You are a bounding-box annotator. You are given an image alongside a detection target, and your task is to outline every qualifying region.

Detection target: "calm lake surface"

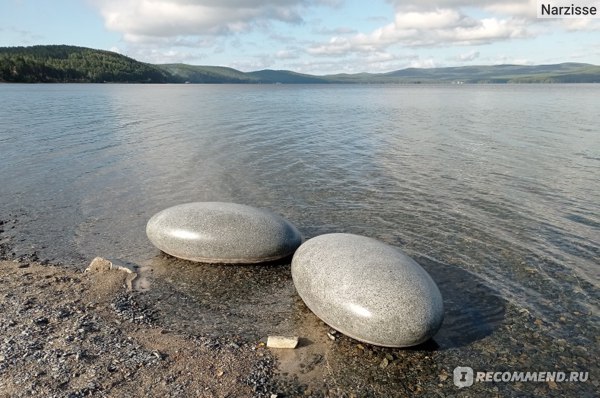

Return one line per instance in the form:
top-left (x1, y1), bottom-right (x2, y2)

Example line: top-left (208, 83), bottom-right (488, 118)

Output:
top-left (1, 83), bottom-right (598, 335)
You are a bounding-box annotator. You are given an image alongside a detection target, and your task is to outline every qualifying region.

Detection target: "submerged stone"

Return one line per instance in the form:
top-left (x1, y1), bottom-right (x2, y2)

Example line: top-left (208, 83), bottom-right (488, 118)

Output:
top-left (291, 233), bottom-right (444, 347)
top-left (146, 202), bottom-right (303, 264)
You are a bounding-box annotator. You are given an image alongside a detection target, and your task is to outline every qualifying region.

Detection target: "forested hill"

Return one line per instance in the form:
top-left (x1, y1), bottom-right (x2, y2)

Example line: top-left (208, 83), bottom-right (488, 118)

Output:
top-left (0, 45), bottom-right (170, 83)
top-left (2, 45), bottom-right (600, 84)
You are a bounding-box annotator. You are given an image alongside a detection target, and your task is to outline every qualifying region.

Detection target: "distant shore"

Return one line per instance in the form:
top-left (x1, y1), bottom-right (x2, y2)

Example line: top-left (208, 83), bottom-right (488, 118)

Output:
top-left (2, 45), bottom-right (600, 84)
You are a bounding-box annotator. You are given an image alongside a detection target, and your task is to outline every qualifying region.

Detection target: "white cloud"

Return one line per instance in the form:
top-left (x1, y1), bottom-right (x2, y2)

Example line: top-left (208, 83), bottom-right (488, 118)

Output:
top-left (409, 58), bottom-right (437, 68)
top-left (484, 0), bottom-right (537, 18)
top-left (393, 9), bottom-right (469, 30)
top-left (454, 50), bottom-right (480, 61)
top-left (121, 46), bottom-right (200, 64)
top-left (284, 51), bottom-right (434, 74)
top-left (308, 8), bottom-right (530, 57)
top-left (276, 49), bottom-right (300, 59)
top-left (487, 55), bottom-right (532, 65)
top-left (230, 54), bottom-right (275, 71)
top-left (386, 0), bottom-right (534, 14)
top-left (561, 18), bottom-right (600, 32)
top-left (92, 0), bottom-right (326, 40)
top-left (313, 26), bottom-right (357, 35)
top-left (87, 0), bottom-right (599, 71)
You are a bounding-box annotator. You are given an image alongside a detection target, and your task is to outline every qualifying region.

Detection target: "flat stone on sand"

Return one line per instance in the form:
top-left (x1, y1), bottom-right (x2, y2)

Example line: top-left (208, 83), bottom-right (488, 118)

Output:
top-left (291, 233), bottom-right (444, 347)
top-left (266, 336), bottom-right (299, 349)
top-left (146, 202), bottom-right (303, 264)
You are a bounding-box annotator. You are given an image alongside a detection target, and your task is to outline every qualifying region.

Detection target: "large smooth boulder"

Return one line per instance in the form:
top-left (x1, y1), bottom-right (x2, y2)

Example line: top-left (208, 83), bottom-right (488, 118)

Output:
top-left (146, 202), bottom-right (303, 263)
top-left (291, 233), bottom-right (444, 347)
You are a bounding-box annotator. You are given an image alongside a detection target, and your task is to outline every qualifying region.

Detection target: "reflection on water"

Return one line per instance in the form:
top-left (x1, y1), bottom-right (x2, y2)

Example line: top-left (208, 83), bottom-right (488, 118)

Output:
top-left (0, 84), bottom-right (598, 344)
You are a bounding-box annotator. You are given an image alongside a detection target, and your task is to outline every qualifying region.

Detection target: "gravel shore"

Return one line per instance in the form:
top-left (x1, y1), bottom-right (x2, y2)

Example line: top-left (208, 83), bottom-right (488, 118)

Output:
top-left (0, 213), bottom-right (598, 397)
top-left (1, 257), bottom-right (598, 397)
top-left (0, 260), bottom-right (274, 398)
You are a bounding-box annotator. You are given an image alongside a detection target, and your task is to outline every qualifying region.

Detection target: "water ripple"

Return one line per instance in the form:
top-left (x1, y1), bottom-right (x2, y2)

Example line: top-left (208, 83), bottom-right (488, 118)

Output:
top-left (0, 84), bottom-right (598, 325)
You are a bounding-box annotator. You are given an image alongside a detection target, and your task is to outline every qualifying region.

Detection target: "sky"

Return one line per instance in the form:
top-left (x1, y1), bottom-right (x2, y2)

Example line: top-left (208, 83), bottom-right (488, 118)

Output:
top-left (1, 0), bottom-right (599, 74)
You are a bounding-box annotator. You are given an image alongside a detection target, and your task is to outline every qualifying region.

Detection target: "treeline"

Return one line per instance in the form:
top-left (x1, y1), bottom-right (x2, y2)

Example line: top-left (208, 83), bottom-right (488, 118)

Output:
top-left (2, 45), bottom-right (600, 84)
top-left (0, 45), bottom-right (171, 83)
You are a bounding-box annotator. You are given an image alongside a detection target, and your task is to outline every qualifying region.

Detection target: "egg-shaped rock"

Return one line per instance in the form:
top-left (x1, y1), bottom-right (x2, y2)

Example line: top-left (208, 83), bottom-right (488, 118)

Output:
top-left (146, 202), bottom-right (303, 263)
top-left (291, 233), bottom-right (443, 347)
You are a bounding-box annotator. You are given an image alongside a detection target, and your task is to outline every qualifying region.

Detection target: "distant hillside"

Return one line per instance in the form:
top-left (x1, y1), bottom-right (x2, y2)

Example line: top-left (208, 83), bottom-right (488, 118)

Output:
top-left (323, 63), bottom-right (600, 83)
top-left (2, 45), bottom-right (600, 84)
top-left (376, 63), bottom-right (600, 83)
top-left (155, 65), bottom-right (330, 84)
top-left (157, 63), bottom-right (257, 83)
top-left (0, 45), bottom-right (170, 83)
top-left (247, 69), bottom-right (329, 84)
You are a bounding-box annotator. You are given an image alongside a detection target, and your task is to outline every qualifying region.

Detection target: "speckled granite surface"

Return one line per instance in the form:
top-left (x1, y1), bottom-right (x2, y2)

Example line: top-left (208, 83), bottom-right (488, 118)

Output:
top-left (147, 202), bottom-right (303, 263)
top-left (291, 233), bottom-right (444, 347)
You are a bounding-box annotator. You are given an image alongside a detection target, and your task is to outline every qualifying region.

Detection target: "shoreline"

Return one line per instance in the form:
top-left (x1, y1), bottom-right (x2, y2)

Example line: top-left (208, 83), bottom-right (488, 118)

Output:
top-left (1, 214), bottom-right (598, 396)
top-left (1, 253), bottom-right (598, 397)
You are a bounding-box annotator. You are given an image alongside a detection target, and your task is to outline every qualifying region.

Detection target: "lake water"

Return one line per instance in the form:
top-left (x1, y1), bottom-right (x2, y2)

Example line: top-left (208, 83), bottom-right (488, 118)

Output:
top-left (0, 83), bottom-right (598, 342)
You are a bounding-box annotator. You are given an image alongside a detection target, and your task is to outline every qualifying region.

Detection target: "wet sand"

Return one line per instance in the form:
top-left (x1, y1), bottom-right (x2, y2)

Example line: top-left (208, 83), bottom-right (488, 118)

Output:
top-left (137, 254), bottom-right (599, 397)
top-left (1, 251), bottom-right (598, 397)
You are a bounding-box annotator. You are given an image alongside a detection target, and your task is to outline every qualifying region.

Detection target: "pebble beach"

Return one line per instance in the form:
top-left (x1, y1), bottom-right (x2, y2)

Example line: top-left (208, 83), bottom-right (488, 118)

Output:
top-left (1, 223), bottom-right (598, 397)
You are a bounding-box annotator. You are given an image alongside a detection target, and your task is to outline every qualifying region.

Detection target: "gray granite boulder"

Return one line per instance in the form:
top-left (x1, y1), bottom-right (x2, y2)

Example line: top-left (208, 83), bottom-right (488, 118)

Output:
top-left (291, 233), bottom-right (443, 347)
top-left (146, 202), bottom-right (303, 263)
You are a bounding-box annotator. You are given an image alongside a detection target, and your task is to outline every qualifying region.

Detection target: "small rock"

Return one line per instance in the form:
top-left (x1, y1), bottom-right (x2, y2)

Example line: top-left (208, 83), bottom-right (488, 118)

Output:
top-left (86, 257), bottom-right (113, 272)
top-left (266, 336), bottom-right (299, 349)
top-left (379, 358), bottom-right (389, 369)
top-left (327, 332), bottom-right (336, 341)
top-left (86, 257), bottom-right (134, 274)
top-left (33, 317), bottom-right (49, 325)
